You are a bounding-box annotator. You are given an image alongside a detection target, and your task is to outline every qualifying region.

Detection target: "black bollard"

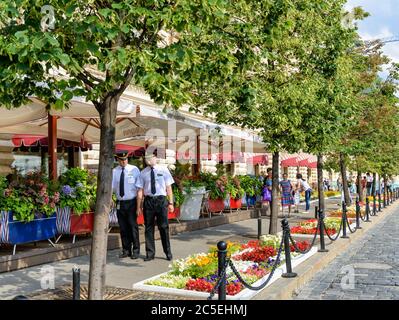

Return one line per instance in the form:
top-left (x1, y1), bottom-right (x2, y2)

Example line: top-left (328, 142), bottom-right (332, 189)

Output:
top-left (12, 295), bottom-right (29, 300)
top-left (355, 198), bottom-right (362, 230)
top-left (341, 202), bottom-right (349, 239)
top-left (257, 218), bottom-right (262, 240)
top-left (383, 191), bottom-right (387, 208)
top-left (281, 219), bottom-right (297, 278)
top-left (315, 206), bottom-right (318, 219)
top-left (217, 241), bottom-right (227, 300)
top-left (378, 192), bottom-right (382, 212)
top-left (373, 193), bottom-right (377, 216)
top-left (72, 266), bottom-right (80, 300)
top-left (365, 197), bottom-right (371, 222)
top-left (318, 209), bottom-right (328, 252)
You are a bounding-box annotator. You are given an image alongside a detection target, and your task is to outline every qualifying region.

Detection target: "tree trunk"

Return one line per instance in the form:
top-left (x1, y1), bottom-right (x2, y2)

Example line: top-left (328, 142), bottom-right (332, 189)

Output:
top-left (372, 172), bottom-right (377, 196)
top-left (88, 95), bottom-right (118, 300)
top-left (339, 152), bottom-right (350, 205)
top-left (357, 170), bottom-right (363, 202)
top-left (269, 151), bottom-right (279, 235)
top-left (317, 154), bottom-right (325, 213)
top-left (384, 174), bottom-right (387, 202)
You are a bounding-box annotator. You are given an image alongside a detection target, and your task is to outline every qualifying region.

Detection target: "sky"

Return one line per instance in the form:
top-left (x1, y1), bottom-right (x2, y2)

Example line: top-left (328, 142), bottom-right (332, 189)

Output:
top-left (345, 0), bottom-right (399, 75)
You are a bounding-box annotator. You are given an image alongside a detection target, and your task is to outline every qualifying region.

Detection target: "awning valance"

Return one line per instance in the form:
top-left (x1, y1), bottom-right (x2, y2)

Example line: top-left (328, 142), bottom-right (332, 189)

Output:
top-left (247, 155), bottom-right (269, 165)
top-left (12, 134), bottom-right (90, 149)
top-left (281, 157), bottom-right (299, 167)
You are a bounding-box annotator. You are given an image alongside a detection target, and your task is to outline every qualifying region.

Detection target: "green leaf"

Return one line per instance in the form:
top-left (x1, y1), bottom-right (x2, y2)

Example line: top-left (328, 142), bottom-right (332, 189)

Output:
top-left (61, 91), bottom-right (73, 101)
top-left (58, 53), bottom-right (70, 65)
top-left (99, 8), bottom-right (112, 18)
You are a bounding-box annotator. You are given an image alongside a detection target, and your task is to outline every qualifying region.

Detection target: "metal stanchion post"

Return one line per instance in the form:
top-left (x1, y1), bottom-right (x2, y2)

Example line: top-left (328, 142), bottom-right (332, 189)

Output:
top-left (355, 198), bottom-right (362, 230)
top-left (257, 217), bottom-right (262, 240)
top-left (217, 241), bottom-right (227, 300)
top-left (281, 219), bottom-right (297, 278)
top-left (315, 206), bottom-right (318, 219)
top-left (373, 192), bottom-right (377, 216)
top-left (383, 190), bottom-right (387, 208)
top-left (378, 192), bottom-right (382, 212)
top-left (72, 266), bottom-right (80, 300)
top-left (318, 209), bottom-right (328, 252)
top-left (341, 202), bottom-right (349, 239)
top-left (365, 197), bottom-right (371, 222)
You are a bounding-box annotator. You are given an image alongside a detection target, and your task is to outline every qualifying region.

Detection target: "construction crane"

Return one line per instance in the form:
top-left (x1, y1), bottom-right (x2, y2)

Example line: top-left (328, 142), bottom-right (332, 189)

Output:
top-left (365, 36), bottom-right (399, 45)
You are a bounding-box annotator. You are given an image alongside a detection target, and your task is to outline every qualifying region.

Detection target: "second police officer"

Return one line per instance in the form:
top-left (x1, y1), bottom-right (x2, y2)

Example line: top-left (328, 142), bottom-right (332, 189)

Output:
top-left (136, 150), bottom-right (174, 261)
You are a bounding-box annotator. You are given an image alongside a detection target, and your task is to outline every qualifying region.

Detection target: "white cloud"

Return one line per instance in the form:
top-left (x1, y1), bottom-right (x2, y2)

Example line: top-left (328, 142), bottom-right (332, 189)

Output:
top-left (359, 27), bottom-right (393, 41)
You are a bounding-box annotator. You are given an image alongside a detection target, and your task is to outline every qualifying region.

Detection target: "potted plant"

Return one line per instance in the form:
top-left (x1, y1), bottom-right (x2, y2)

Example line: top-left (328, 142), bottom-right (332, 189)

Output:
top-left (238, 176), bottom-right (261, 208)
top-left (226, 176), bottom-right (245, 210)
top-left (57, 168), bottom-right (96, 235)
top-left (0, 172), bottom-right (59, 249)
top-left (200, 173), bottom-right (228, 213)
top-left (175, 176), bottom-right (206, 221)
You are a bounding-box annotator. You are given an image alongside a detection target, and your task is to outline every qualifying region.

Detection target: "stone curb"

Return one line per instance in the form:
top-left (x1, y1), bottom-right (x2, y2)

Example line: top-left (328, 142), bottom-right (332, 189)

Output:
top-left (252, 201), bottom-right (399, 300)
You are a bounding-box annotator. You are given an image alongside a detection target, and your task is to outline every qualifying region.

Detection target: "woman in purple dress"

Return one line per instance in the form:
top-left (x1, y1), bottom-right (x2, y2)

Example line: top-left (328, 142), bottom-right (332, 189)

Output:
top-left (279, 173), bottom-right (294, 216)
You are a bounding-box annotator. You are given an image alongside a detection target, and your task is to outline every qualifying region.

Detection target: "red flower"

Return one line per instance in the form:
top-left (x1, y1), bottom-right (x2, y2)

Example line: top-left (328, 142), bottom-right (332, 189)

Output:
top-left (290, 241), bottom-right (311, 252)
top-left (234, 247), bottom-right (277, 263)
top-left (226, 282), bottom-right (243, 296)
top-left (185, 279), bottom-right (213, 293)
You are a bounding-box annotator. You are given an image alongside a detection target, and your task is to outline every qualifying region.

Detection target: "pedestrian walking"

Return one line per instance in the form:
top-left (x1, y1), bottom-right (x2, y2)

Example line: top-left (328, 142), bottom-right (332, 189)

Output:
top-left (261, 168), bottom-right (273, 216)
top-left (297, 173), bottom-right (312, 212)
top-left (366, 172), bottom-right (373, 196)
top-left (136, 151), bottom-right (174, 261)
top-left (112, 151), bottom-right (141, 259)
top-left (279, 173), bottom-right (294, 216)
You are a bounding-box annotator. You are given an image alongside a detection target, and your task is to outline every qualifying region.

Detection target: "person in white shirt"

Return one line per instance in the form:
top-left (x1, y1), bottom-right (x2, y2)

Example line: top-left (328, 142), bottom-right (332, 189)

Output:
top-left (366, 173), bottom-right (373, 196)
top-left (297, 173), bottom-right (312, 212)
top-left (112, 151), bottom-right (141, 259)
top-left (136, 150), bottom-right (174, 261)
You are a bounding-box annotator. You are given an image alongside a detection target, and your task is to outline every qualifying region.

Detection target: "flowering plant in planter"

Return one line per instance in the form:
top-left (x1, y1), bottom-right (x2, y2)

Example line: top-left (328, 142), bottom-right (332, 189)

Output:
top-left (59, 168), bottom-right (96, 215)
top-left (1, 171), bottom-right (59, 222)
top-left (226, 176), bottom-right (245, 200)
top-left (237, 175), bottom-right (262, 197)
top-left (199, 173), bottom-right (228, 200)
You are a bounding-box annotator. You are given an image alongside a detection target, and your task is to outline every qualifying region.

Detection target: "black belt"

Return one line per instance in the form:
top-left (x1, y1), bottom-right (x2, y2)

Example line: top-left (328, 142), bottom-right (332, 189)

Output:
top-left (144, 195), bottom-right (166, 199)
top-left (117, 198), bottom-right (136, 203)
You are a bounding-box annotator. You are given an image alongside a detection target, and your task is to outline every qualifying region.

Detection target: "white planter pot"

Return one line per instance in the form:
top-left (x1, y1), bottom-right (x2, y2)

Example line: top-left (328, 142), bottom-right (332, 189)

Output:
top-left (180, 187), bottom-right (206, 220)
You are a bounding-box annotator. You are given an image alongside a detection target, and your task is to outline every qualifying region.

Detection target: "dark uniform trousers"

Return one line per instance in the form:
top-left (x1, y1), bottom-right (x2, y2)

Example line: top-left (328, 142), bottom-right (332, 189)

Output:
top-left (116, 198), bottom-right (139, 255)
top-left (143, 196), bottom-right (171, 258)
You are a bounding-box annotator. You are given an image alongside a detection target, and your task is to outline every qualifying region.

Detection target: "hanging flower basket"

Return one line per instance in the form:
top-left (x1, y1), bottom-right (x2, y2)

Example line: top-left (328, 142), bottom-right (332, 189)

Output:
top-left (0, 210), bottom-right (57, 245)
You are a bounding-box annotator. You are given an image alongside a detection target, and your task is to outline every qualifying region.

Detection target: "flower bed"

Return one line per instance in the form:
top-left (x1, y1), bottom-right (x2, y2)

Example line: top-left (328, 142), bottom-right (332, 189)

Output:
top-left (133, 235), bottom-right (316, 299)
top-left (327, 207), bottom-right (364, 219)
top-left (290, 217), bottom-right (355, 236)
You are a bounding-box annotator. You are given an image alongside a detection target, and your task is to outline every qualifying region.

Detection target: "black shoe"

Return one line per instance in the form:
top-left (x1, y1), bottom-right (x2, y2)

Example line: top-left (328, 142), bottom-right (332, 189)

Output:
top-left (131, 253), bottom-right (140, 260)
top-left (144, 256), bottom-right (154, 261)
top-left (166, 253), bottom-right (173, 261)
top-left (119, 250), bottom-right (130, 259)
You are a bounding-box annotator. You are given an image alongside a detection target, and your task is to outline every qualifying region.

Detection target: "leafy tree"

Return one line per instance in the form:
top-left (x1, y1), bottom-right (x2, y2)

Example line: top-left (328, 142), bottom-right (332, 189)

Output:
top-left (0, 0), bottom-right (251, 299)
top-left (191, 0), bottom-right (356, 234)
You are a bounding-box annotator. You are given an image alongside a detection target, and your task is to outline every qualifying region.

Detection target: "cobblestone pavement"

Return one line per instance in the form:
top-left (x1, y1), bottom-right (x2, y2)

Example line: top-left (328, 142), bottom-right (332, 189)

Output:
top-left (294, 208), bottom-right (399, 300)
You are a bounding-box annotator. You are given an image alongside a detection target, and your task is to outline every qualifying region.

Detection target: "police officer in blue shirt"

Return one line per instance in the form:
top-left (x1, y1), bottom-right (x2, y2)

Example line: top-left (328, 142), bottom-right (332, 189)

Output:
top-left (112, 151), bottom-right (141, 259)
top-left (136, 150), bottom-right (174, 261)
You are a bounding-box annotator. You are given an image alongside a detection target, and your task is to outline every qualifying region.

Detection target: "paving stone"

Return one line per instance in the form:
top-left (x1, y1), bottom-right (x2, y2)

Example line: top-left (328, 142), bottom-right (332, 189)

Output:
top-left (295, 205), bottom-right (399, 300)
